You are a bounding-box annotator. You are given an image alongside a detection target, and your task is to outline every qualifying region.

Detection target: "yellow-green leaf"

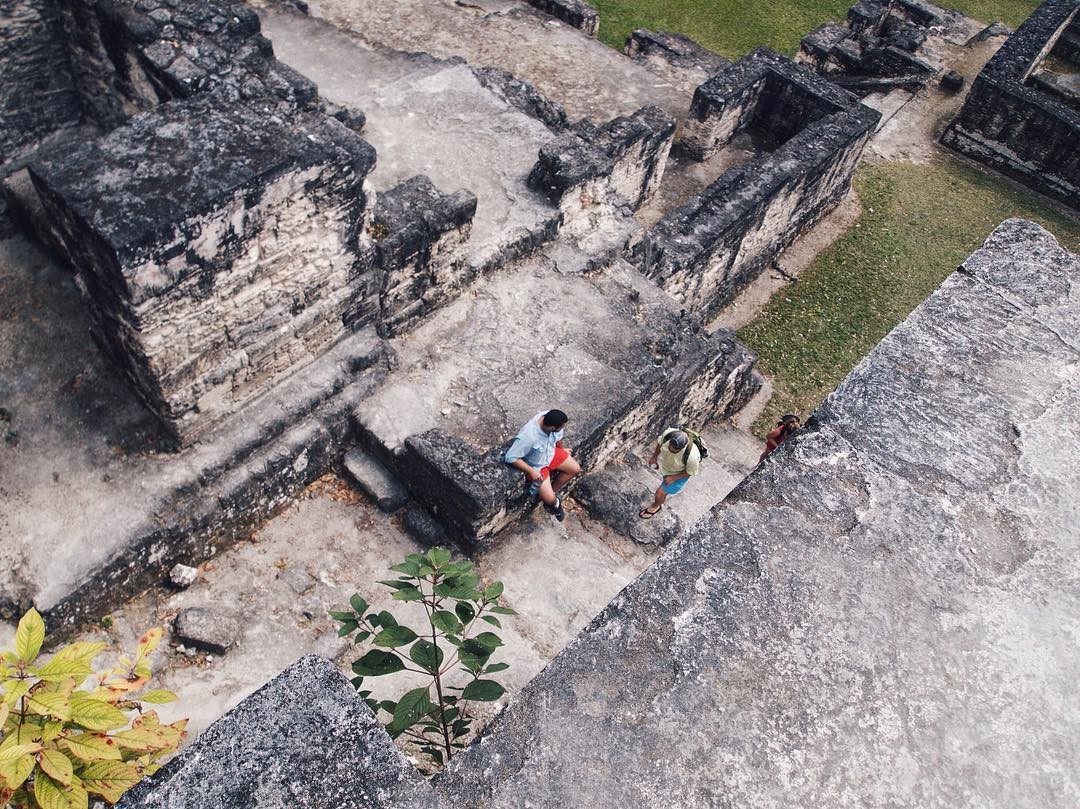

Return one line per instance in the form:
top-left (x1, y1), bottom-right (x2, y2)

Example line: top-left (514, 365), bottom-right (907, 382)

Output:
top-left (15, 609), bottom-right (46, 665)
top-left (79, 761), bottom-right (139, 803)
top-left (68, 697), bottom-right (128, 732)
top-left (0, 741), bottom-right (41, 763)
top-left (33, 770), bottom-right (70, 809)
top-left (32, 657), bottom-right (94, 684)
top-left (26, 692), bottom-right (71, 722)
top-left (134, 629), bottom-right (163, 664)
top-left (46, 644), bottom-right (106, 670)
top-left (58, 734), bottom-right (122, 763)
top-left (0, 752), bottom-right (37, 791)
top-left (3, 679), bottom-right (30, 706)
top-left (0, 703), bottom-right (8, 726)
top-left (37, 749), bottom-right (73, 787)
top-left (63, 780), bottom-right (89, 809)
top-left (137, 690), bottom-right (178, 705)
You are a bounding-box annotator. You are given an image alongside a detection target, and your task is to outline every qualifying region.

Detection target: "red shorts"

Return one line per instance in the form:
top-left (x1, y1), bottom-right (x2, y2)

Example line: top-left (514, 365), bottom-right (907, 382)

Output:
top-left (539, 446), bottom-right (570, 479)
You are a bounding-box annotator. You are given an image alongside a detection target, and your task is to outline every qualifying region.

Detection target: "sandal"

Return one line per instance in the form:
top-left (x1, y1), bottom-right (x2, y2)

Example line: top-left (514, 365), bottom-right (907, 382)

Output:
top-left (639, 505), bottom-right (662, 520)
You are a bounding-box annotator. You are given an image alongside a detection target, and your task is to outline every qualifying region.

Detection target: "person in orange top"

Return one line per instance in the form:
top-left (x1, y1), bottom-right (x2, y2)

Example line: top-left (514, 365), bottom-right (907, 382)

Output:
top-left (759, 414), bottom-right (801, 463)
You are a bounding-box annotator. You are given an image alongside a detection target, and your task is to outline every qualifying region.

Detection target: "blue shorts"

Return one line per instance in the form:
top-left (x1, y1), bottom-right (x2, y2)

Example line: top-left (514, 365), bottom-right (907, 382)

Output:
top-left (660, 476), bottom-right (689, 495)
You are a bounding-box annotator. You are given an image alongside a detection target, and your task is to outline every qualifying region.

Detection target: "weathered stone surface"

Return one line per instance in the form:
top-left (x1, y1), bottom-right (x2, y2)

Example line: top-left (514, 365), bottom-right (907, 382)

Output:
top-left (343, 448), bottom-right (410, 512)
top-left (942, 0), bottom-right (1080, 207)
top-left (29, 100), bottom-right (378, 445)
top-left (941, 68), bottom-right (965, 92)
top-left (372, 175), bottom-right (478, 337)
top-left (276, 566), bottom-right (315, 595)
top-left (528, 104), bottom-right (676, 222)
top-left (638, 49), bottom-right (878, 320)
top-left (402, 504), bottom-right (449, 548)
top-left (573, 464), bottom-right (683, 547)
top-left (431, 220), bottom-right (1080, 808)
top-left (524, 0), bottom-right (599, 38)
top-left (624, 29), bottom-right (732, 91)
top-left (173, 606), bottom-right (242, 654)
top-left (116, 655), bottom-right (435, 808)
top-left (167, 563), bottom-right (198, 589)
top-left (0, 0), bottom-right (82, 169)
top-left (472, 65), bottom-right (568, 132)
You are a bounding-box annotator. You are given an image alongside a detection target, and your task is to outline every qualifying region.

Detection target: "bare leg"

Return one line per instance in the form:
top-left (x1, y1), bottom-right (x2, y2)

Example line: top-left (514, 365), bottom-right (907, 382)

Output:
top-left (551, 455), bottom-right (581, 493)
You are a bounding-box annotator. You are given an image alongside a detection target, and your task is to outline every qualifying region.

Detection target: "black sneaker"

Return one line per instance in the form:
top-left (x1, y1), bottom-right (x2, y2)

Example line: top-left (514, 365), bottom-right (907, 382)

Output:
top-left (551, 496), bottom-right (565, 522)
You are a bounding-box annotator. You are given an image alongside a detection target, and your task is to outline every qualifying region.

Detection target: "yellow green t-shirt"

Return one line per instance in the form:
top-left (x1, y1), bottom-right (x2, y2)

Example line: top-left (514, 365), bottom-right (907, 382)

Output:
top-left (657, 432), bottom-right (700, 476)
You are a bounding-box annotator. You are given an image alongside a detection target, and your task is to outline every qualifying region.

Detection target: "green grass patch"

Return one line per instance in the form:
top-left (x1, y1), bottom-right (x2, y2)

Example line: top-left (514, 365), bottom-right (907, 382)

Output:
top-left (737, 159), bottom-right (1080, 435)
top-left (594, 0), bottom-right (1041, 58)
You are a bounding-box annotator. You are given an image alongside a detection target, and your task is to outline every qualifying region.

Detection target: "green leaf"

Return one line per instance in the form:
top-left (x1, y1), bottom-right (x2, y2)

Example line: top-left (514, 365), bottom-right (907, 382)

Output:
top-left (0, 751), bottom-right (37, 791)
top-left (409, 640), bottom-right (444, 674)
top-left (430, 611), bottom-right (463, 635)
top-left (391, 687), bottom-right (433, 730)
top-left (426, 547), bottom-right (452, 569)
top-left (483, 662), bottom-right (510, 674)
top-left (15, 608), bottom-right (46, 664)
top-left (373, 626), bottom-right (418, 648)
top-left (336, 620), bottom-right (358, 637)
top-left (3, 679), bottom-right (31, 706)
top-left (483, 582), bottom-right (504, 601)
top-left (79, 761), bottom-right (140, 803)
top-left (472, 632), bottom-right (503, 651)
top-left (376, 611), bottom-right (397, 628)
top-left (350, 676), bottom-right (364, 689)
top-left (458, 640), bottom-right (492, 673)
top-left (31, 655), bottom-right (93, 683)
top-left (378, 700), bottom-right (398, 715)
top-left (481, 616), bottom-right (502, 628)
top-left (38, 749), bottom-right (73, 786)
top-left (354, 630), bottom-right (371, 644)
top-left (455, 601), bottom-right (476, 625)
top-left (68, 696), bottom-right (128, 732)
top-left (428, 747), bottom-right (444, 766)
top-left (349, 595), bottom-right (369, 615)
top-left (488, 606), bottom-right (517, 615)
top-left (328, 610), bottom-right (355, 623)
top-left (378, 580), bottom-right (415, 591)
top-left (33, 770), bottom-right (70, 809)
top-left (461, 680), bottom-right (506, 702)
top-left (351, 650), bottom-right (406, 676)
top-left (391, 587), bottom-right (424, 602)
top-left (26, 691), bottom-right (71, 721)
top-left (389, 561), bottom-right (420, 576)
top-left (139, 689), bottom-right (179, 705)
top-left (59, 734), bottom-right (123, 763)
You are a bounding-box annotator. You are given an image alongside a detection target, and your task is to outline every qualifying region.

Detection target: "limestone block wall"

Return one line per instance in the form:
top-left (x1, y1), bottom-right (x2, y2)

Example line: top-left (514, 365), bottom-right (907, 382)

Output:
top-left (524, 0), bottom-right (599, 37)
top-left (636, 51), bottom-right (879, 320)
top-left (0, 0), bottom-right (82, 168)
top-left (372, 175), bottom-right (478, 337)
top-left (30, 100), bottom-right (378, 446)
top-left (942, 0), bottom-right (1080, 208)
top-left (528, 105), bottom-right (676, 231)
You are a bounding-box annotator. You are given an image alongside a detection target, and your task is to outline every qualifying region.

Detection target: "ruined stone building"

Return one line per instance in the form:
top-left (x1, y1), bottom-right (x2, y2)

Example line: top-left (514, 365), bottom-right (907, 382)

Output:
top-left (0, 0), bottom-right (1077, 806)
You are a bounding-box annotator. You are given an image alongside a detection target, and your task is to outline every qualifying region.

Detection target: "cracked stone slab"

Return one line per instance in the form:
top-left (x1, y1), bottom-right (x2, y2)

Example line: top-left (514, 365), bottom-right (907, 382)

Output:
top-left (431, 219), bottom-right (1080, 808)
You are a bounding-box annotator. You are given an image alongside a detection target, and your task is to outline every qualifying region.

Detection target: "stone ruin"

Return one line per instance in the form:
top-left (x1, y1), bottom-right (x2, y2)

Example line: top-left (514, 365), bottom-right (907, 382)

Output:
top-left (942, 0), bottom-right (1080, 206)
top-left (1, 0), bottom-right (1078, 806)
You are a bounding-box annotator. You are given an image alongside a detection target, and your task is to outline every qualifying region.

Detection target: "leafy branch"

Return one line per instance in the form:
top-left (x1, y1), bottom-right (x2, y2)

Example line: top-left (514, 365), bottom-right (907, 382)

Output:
top-left (330, 547), bottom-right (515, 768)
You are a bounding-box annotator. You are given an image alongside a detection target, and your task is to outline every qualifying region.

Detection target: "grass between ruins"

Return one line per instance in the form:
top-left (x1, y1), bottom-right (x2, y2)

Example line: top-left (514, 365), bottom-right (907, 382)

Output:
top-left (738, 158), bottom-right (1080, 435)
top-left (593, 0), bottom-right (1042, 57)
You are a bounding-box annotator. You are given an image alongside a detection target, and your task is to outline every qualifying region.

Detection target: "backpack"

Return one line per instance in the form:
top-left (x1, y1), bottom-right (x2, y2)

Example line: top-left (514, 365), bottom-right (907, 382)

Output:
top-left (663, 427), bottom-right (709, 464)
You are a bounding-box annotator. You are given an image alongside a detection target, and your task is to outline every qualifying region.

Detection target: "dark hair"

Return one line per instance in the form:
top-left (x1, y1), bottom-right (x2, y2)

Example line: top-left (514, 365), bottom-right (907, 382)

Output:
top-left (542, 409), bottom-right (568, 429)
top-left (778, 414), bottom-right (800, 436)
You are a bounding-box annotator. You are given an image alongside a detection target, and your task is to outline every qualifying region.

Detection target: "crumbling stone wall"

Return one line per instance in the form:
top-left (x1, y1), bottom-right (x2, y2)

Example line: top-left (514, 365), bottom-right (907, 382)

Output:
top-left (524, 0), bottom-right (599, 38)
top-left (0, 0), bottom-right (82, 168)
top-left (637, 49), bottom-right (879, 321)
top-left (942, 0), bottom-right (1080, 207)
top-left (29, 100), bottom-right (378, 445)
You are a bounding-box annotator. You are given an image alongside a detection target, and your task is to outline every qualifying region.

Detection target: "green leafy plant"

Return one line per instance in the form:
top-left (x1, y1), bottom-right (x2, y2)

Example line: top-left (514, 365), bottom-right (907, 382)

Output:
top-left (0, 608), bottom-right (186, 808)
top-left (331, 547), bottom-right (516, 767)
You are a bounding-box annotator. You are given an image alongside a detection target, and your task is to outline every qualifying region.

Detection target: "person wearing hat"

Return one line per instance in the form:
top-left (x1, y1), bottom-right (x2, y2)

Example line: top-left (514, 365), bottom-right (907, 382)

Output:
top-left (640, 428), bottom-right (700, 519)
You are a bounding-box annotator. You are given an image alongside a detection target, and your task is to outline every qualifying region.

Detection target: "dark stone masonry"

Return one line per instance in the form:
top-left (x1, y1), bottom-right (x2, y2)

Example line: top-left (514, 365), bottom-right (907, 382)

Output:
top-left (118, 220), bottom-right (1080, 808)
top-left (942, 0), bottom-right (1080, 207)
top-left (635, 48), bottom-right (879, 320)
top-left (30, 100), bottom-right (378, 445)
top-left (524, 0), bottom-right (599, 38)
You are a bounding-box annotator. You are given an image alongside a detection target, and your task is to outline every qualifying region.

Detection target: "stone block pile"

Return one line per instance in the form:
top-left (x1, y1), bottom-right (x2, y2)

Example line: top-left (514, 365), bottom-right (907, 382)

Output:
top-left (942, 0), bottom-right (1080, 207)
top-left (524, 0), bottom-right (599, 38)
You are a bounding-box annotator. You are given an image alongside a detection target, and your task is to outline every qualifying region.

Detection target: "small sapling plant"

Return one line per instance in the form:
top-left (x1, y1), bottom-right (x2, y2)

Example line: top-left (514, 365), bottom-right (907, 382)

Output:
top-left (0, 608), bottom-right (186, 808)
top-left (331, 547), bottom-right (515, 767)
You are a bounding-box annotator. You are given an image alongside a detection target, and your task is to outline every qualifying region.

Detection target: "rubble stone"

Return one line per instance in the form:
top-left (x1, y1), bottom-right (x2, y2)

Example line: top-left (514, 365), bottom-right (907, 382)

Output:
top-left (472, 66), bottom-right (569, 132)
top-left (167, 563), bottom-right (198, 589)
top-left (173, 606), bottom-right (243, 654)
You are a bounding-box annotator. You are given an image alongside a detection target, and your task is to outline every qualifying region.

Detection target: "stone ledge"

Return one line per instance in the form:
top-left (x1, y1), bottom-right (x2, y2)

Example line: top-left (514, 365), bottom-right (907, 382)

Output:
top-left (524, 0), bottom-right (600, 38)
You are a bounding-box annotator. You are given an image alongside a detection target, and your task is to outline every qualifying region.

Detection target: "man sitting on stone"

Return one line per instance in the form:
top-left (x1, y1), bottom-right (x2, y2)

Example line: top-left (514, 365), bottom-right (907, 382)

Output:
top-left (504, 409), bottom-right (580, 522)
top-left (640, 429), bottom-right (700, 519)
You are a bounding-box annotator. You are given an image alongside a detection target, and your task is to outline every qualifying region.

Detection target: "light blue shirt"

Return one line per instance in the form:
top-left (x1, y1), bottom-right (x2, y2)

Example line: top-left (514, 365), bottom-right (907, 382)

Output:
top-left (504, 411), bottom-right (563, 469)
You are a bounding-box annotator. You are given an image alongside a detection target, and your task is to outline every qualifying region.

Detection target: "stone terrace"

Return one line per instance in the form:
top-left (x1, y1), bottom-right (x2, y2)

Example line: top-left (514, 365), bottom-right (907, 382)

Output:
top-left (120, 219), bottom-right (1080, 808)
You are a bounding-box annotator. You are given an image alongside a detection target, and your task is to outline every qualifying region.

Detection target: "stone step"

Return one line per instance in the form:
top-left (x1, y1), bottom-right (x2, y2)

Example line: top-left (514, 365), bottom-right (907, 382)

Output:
top-left (343, 448), bottom-right (410, 512)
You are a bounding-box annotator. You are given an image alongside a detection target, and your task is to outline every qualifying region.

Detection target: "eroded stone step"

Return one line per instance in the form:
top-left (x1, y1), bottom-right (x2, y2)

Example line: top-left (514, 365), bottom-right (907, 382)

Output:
top-left (342, 448), bottom-right (410, 513)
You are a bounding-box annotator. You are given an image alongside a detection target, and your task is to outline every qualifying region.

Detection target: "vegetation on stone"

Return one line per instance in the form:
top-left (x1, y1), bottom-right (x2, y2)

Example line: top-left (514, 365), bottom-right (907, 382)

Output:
top-left (331, 548), bottom-right (515, 768)
top-left (0, 609), bottom-right (185, 808)
top-left (593, 0), bottom-right (1042, 58)
top-left (739, 158), bottom-right (1080, 434)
